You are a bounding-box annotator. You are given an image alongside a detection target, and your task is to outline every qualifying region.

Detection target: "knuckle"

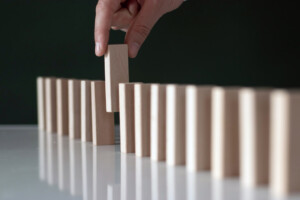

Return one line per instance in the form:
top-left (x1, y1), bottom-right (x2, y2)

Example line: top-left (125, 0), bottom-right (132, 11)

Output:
top-left (132, 24), bottom-right (151, 39)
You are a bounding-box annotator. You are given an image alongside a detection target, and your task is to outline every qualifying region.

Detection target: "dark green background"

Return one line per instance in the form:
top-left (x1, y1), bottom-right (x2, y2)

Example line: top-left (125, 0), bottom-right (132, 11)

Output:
top-left (0, 0), bottom-right (299, 124)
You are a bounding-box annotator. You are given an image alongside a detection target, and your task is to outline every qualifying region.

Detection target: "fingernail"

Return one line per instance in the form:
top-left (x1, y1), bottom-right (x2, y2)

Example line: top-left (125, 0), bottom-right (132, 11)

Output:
top-left (95, 42), bottom-right (101, 56)
top-left (130, 42), bottom-right (140, 57)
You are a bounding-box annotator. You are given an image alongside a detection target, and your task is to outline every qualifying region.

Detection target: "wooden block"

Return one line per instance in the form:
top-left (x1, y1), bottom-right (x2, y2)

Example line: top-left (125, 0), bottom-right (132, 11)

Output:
top-left (91, 81), bottom-right (115, 145)
top-left (104, 44), bottom-right (129, 112)
top-left (119, 83), bottom-right (135, 153)
top-left (166, 85), bottom-right (186, 166)
top-left (68, 79), bottom-right (81, 139)
top-left (211, 87), bottom-right (239, 178)
top-left (150, 84), bottom-right (166, 161)
top-left (239, 88), bottom-right (270, 187)
top-left (45, 77), bottom-right (57, 133)
top-left (270, 90), bottom-right (300, 196)
top-left (56, 78), bottom-right (69, 136)
top-left (134, 83), bottom-right (151, 157)
top-left (186, 86), bottom-right (212, 171)
top-left (37, 77), bottom-right (46, 131)
top-left (81, 80), bottom-right (92, 142)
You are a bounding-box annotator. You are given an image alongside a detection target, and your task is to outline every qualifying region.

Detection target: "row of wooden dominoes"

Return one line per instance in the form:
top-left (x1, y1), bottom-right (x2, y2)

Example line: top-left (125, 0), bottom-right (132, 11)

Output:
top-left (118, 83), bottom-right (300, 197)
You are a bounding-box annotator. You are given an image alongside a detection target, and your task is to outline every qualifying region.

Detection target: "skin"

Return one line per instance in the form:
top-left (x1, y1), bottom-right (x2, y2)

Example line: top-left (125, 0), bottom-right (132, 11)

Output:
top-left (94, 0), bottom-right (184, 58)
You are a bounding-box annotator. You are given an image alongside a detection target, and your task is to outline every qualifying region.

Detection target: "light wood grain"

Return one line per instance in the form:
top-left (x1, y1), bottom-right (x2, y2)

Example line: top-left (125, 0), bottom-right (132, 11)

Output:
top-left (186, 85), bottom-right (212, 171)
top-left (119, 83), bottom-right (135, 153)
top-left (150, 84), bottom-right (166, 161)
top-left (211, 87), bottom-right (240, 178)
top-left (56, 78), bottom-right (69, 136)
top-left (45, 77), bottom-right (57, 133)
top-left (105, 44), bottom-right (129, 112)
top-left (134, 83), bottom-right (151, 157)
top-left (68, 79), bottom-right (81, 139)
top-left (81, 80), bottom-right (92, 142)
top-left (166, 84), bottom-right (186, 166)
top-left (91, 81), bottom-right (115, 145)
top-left (37, 77), bottom-right (46, 131)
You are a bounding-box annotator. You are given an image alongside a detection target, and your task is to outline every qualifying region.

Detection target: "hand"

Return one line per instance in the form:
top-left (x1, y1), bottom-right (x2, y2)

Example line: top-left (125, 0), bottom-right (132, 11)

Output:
top-left (94, 0), bottom-right (184, 58)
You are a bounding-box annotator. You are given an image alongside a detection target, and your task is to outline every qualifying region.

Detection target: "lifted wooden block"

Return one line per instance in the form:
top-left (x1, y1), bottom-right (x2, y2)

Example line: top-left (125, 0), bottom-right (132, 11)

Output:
top-left (45, 77), bottom-right (57, 133)
top-left (68, 79), bottom-right (81, 139)
top-left (37, 77), bottom-right (46, 131)
top-left (104, 44), bottom-right (129, 112)
top-left (270, 90), bottom-right (300, 196)
top-left (91, 81), bottom-right (115, 145)
top-left (81, 80), bottom-right (92, 142)
top-left (56, 78), bottom-right (69, 136)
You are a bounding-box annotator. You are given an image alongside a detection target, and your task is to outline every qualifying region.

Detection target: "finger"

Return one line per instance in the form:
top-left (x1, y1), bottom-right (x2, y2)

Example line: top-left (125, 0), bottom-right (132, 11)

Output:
top-left (94, 0), bottom-right (120, 56)
top-left (112, 8), bottom-right (133, 28)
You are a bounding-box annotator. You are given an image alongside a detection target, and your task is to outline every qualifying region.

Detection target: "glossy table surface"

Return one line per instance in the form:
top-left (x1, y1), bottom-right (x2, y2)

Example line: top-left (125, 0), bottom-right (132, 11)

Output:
top-left (0, 126), bottom-right (299, 200)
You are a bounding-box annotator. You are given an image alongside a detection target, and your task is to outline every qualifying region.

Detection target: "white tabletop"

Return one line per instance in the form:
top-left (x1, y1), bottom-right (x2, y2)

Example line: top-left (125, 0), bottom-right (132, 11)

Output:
top-left (0, 126), bottom-right (299, 200)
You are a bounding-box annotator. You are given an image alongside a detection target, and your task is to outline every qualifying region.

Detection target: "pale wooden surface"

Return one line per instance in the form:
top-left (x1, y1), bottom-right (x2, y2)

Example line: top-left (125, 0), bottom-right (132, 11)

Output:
top-left (166, 85), bottom-right (186, 166)
top-left (270, 90), bottom-right (300, 196)
top-left (81, 80), bottom-right (92, 142)
top-left (134, 83), bottom-right (151, 157)
top-left (119, 83), bottom-right (135, 153)
top-left (212, 87), bottom-right (240, 178)
top-left (37, 77), bottom-right (46, 131)
top-left (239, 88), bottom-right (270, 187)
top-left (186, 86), bottom-right (212, 171)
top-left (150, 84), bottom-right (166, 161)
top-left (91, 81), bottom-right (115, 145)
top-left (68, 79), bottom-right (81, 139)
top-left (56, 78), bottom-right (69, 136)
top-left (104, 44), bottom-right (129, 112)
top-left (45, 77), bottom-right (57, 133)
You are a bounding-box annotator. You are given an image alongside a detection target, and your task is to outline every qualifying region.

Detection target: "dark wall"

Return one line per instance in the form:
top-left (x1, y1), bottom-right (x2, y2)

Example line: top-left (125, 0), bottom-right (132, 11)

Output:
top-left (0, 0), bottom-right (299, 124)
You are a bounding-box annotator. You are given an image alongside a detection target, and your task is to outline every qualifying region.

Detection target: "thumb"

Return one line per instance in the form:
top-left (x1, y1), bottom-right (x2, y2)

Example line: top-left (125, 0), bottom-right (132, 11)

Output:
top-left (125, 2), bottom-right (162, 58)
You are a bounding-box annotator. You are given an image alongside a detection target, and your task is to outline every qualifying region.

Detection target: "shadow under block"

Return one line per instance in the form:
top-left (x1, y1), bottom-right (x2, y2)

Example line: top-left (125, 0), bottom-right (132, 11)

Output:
top-left (104, 44), bottom-right (129, 112)
top-left (56, 78), bottom-right (69, 136)
top-left (239, 88), bottom-right (270, 187)
top-left (212, 87), bottom-right (239, 178)
top-left (45, 77), bottom-right (57, 133)
top-left (91, 81), bottom-right (115, 145)
top-left (186, 86), bottom-right (212, 171)
top-left (119, 83), bottom-right (135, 153)
top-left (68, 79), bottom-right (81, 139)
top-left (81, 80), bottom-right (92, 142)
top-left (150, 84), bottom-right (166, 161)
top-left (134, 83), bottom-right (151, 157)
top-left (166, 85), bottom-right (186, 166)
top-left (270, 90), bottom-right (300, 196)
top-left (37, 77), bottom-right (46, 131)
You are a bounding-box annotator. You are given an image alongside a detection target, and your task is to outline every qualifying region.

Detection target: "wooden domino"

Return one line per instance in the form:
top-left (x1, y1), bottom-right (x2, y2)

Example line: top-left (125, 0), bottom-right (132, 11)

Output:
top-left (119, 83), bottom-right (136, 153)
top-left (166, 85), bottom-right (186, 166)
top-left (211, 87), bottom-right (239, 178)
top-left (270, 90), bottom-right (300, 196)
top-left (105, 44), bottom-right (129, 112)
top-left (37, 77), bottom-right (46, 131)
top-left (56, 78), bottom-right (69, 136)
top-left (81, 80), bottom-right (92, 142)
top-left (91, 81), bottom-right (115, 145)
top-left (239, 88), bottom-right (270, 187)
top-left (68, 79), bottom-right (81, 139)
top-left (134, 83), bottom-right (151, 157)
top-left (45, 77), bottom-right (57, 133)
top-left (150, 84), bottom-right (166, 161)
top-left (186, 85), bottom-right (212, 171)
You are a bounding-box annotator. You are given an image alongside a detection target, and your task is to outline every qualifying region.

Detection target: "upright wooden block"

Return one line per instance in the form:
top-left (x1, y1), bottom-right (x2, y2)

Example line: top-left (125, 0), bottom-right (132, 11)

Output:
top-left (56, 78), bottom-right (69, 136)
top-left (91, 81), bottom-right (115, 145)
top-left (150, 84), bottom-right (166, 161)
top-left (166, 85), bottom-right (186, 166)
top-left (134, 83), bottom-right (151, 157)
top-left (186, 86), bottom-right (212, 171)
top-left (68, 79), bottom-right (81, 139)
top-left (239, 88), bottom-right (270, 187)
top-left (81, 80), bottom-right (92, 142)
top-left (211, 87), bottom-right (239, 178)
top-left (119, 83), bottom-right (135, 153)
top-left (45, 77), bottom-right (57, 133)
top-left (270, 90), bottom-right (300, 196)
top-left (37, 77), bottom-right (46, 131)
top-left (104, 44), bottom-right (129, 112)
